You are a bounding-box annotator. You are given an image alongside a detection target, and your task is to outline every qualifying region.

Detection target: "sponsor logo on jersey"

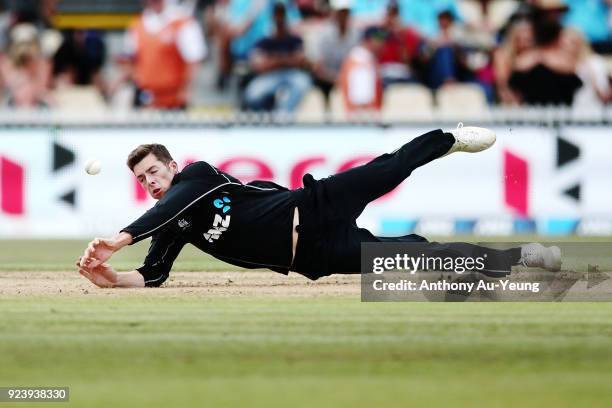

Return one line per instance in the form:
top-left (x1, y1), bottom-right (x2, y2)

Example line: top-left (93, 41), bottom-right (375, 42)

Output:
top-left (177, 218), bottom-right (191, 230)
top-left (204, 196), bottom-right (232, 243)
top-left (213, 196), bottom-right (231, 213)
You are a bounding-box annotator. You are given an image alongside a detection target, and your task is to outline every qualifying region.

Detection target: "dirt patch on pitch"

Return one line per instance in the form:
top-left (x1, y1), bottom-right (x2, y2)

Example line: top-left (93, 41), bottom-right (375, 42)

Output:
top-left (0, 271), bottom-right (361, 298)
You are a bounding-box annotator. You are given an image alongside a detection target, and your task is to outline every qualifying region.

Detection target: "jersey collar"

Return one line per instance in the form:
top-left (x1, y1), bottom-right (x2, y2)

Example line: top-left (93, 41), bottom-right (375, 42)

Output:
top-left (171, 172), bottom-right (182, 186)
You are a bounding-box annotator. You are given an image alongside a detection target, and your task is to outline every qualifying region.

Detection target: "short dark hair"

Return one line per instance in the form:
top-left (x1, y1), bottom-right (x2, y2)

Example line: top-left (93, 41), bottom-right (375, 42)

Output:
top-left (387, 1), bottom-right (399, 14)
top-left (273, 2), bottom-right (286, 16)
top-left (126, 144), bottom-right (173, 171)
top-left (438, 10), bottom-right (454, 22)
top-left (363, 26), bottom-right (387, 41)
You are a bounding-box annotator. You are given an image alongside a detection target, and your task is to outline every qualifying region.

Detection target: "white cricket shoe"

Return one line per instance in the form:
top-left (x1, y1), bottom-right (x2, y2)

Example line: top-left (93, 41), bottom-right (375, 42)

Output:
top-left (519, 243), bottom-right (562, 272)
top-left (444, 123), bottom-right (496, 156)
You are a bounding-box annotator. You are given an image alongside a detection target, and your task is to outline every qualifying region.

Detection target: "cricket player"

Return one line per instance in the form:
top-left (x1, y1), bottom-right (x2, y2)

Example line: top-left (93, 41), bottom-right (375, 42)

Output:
top-left (77, 125), bottom-right (561, 288)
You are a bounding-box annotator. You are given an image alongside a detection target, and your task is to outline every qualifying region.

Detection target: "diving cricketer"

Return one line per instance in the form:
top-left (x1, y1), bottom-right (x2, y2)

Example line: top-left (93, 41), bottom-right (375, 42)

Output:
top-left (77, 125), bottom-right (561, 288)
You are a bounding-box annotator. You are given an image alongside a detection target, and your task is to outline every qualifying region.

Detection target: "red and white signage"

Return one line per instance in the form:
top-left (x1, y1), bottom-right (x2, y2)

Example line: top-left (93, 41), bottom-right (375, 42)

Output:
top-left (0, 126), bottom-right (610, 237)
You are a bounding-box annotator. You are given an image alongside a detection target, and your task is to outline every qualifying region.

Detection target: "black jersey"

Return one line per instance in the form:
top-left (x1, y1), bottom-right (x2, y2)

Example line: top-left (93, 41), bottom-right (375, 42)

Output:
top-left (121, 161), bottom-right (297, 286)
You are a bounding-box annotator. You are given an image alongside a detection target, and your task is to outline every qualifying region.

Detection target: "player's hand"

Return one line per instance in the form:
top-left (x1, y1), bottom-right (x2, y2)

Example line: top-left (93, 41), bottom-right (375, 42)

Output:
top-left (76, 257), bottom-right (118, 288)
top-left (80, 237), bottom-right (117, 268)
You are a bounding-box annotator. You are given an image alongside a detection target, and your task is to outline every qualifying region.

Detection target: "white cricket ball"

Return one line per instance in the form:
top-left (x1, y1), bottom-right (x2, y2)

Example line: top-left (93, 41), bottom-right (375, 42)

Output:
top-left (84, 158), bottom-right (102, 175)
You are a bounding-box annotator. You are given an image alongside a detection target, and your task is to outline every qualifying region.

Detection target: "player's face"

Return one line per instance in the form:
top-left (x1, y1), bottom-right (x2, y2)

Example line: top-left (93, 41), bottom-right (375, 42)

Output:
top-left (132, 153), bottom-right (178, 200)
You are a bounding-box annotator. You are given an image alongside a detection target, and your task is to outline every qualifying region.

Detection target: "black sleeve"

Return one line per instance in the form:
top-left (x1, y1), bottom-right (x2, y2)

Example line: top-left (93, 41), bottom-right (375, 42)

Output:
top-left (121, 162), bottom-right (231, 243)
top-left (136, 230), bottom-right (187, 287)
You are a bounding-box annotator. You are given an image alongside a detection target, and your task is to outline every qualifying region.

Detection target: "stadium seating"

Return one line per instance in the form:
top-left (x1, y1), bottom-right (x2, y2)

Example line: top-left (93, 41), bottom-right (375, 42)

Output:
top-left (436, 83), bottom-right (489, 120)
top-left (310, 83), bottom-right (489, 123)
top-left (382, 84), bottom-right (434, 122)
top-left (329, 88), bottom-right (346, 121)
top-left (53, 86), bottom-right (107, 113)
top-left (296, 88), bottom-right (327, 122)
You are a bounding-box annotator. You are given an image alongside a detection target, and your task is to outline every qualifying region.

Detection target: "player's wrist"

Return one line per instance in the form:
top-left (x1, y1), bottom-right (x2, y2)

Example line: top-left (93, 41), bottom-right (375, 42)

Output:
top-left (114, 271), bottom-right (145, 288)
top-left (112, 232), bottom-right (133, 249)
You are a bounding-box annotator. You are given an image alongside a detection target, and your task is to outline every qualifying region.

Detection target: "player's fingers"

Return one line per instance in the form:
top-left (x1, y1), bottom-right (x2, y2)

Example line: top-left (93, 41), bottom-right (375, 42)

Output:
top-left (79, 269), bottom-right (92, 281)
top-left (88, 259), bottom-right (102, 268)
top-left (76, 256), bottom-right (90, 267)
top-left (79, 255), bottom-right (90, 267)
top-left (88, 237), bottom-right (101, 249)
top-left (80, 256), bottom-right (97, 268)
top-left (83, 244), bottom-right (96, 260)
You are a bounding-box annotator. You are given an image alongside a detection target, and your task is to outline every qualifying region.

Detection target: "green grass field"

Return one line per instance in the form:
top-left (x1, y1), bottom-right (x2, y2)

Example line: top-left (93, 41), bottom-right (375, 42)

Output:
top-left (1, 240), bottom-right (612, 407)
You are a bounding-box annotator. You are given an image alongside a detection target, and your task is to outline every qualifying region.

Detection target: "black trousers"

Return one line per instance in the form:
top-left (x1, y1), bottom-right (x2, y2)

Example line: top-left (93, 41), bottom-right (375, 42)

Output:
top-left (290, 129), bottom-right (520, 279)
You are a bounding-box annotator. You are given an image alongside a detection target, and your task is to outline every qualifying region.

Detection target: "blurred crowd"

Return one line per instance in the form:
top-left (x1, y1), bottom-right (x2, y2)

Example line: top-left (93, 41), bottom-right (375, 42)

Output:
top-left (0, 0), bottom-right (611, 114)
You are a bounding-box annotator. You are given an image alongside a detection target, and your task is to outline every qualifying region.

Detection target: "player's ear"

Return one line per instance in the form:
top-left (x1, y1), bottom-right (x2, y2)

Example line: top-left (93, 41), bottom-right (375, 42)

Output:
top-left (169, 160), bottom-right (179, 173)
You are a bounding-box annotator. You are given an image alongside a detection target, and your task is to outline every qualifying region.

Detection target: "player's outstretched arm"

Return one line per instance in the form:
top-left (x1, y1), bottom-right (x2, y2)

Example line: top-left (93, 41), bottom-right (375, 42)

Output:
top-left (76, 258), bottom-right (144, 288)
top-left (80, 232), bottom-right (133, 268)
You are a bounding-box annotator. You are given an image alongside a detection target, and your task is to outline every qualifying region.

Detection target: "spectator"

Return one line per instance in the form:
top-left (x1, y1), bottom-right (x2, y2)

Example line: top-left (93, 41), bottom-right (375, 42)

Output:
top-left (563, 0), bottom-right (612, 53)
top-left (378, 1), bottom-right (423, 86)
top-left (52, 30), bottom-right (106, 95)
top-left (8, 0), bottom-right (56, 29)
top-left (508, 1), bottom-right (583, 105)
top-left (563, 28), bottom-right (611, 109)
top-left (496, 1), bottom-right (534, 44)
top-left (0, 23), bottom-right (53, 108)
top-left (229, 0), bottom-right (301, 63)
top-left (494, 19), bottom-right (534, 104)
top-left (204, 0), bottom-right (266, 90)
top-left (422, 10), bottom-right (474, 90)
top-left (122, 0), bottom-right (206, 110)
top-left (0, 3), bottom-right (12, 51)
top-left (397, 0), bottom-right (462, 38)
top-left (311, 0), bottom-right (360, 106)
top-left (204, 0), bottom-right (234, 90)
top-left (243, 2), bottom-right (311, 113)
top-left (295, 0), bottom-right (326, 19)
top-left (6, 0), bottom-right (63, 63)
top-left (337, 26), bottom-right (386, 115)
